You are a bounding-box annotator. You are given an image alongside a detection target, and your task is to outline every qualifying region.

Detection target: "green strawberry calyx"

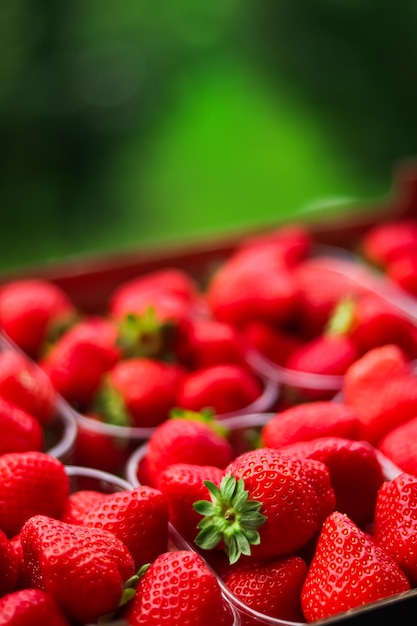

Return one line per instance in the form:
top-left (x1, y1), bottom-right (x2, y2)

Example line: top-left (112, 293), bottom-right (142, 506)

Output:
top-left (169, 407), bottom-right (229, 438)
top-left (326, 295), bottom-right (357, 336)
top-left (193, 473), bottom-right (266, 565)
top-left (93, 380), bottom-right (133, 428)
top-left (117, 307), bottom-right (176, 359)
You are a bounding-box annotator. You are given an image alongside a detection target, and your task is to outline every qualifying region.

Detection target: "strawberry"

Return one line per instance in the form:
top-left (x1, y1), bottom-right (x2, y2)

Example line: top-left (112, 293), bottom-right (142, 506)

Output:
top-left (223, 555), bottom-right (307, 623)
top-left (237, 224), bottom-right (312, 269)
top-left (72, 411), bottom-right (134, 474)
top-left (194, 448), bottom-right (335, 563)
top-left (241, 320), bottom-right (302, 367)
top-left (0, 349), bottom-right (56, 426)
top-left (95, 357), bottom-right (185, 428)
top-left (176, 364), bottom-right (264, 416)
top-left (0, 397), bottom-right (44, 455)
top-left (387, 250), bottom-right (417, 296)
top-left (61, 489), bottom-right (106, 525)
top-left (361, 219), bottom-right (417, 268)
top-left (122, 549), bottom-right (234, 626)
top-left (261, 401), bottom-right (359, 449)
top-left (378, 416), bottom-right (417, 477)
top-left (0, 451), bottom-right (69, 537)
top-left (278, 436), bottom-right (385, 526)
top-left (0, 588), bottom-right (71, 626)
top-left (157, 463), bottom-right (225, 544)
top-left (343, 344), bottom-right (417, 444)
top-left (174, 317), bottom-right (248, 369)
top-left (40, 316), bottom-right (121, 410)
top-left (301, 511), bottom-right (410, 622)
top-left (82, 485), bottom-right (169, 569)
top-left (20, 514), bottom-right (135, 624)
top-left (374, 473), bottom-right (417, 586)
top-left (0, 528), bottom-right (19, 596)
top-left (205, 243), bottom-right (299, 328)
top-left (146, 412), bottom-right (233, 489)
top-left (0, 278), bottom-right (76, 359)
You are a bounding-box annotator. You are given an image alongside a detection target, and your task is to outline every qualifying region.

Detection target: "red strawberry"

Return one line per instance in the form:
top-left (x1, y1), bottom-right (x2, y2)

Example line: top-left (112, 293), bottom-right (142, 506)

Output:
top-left (237, 224), bottom-right (312, 269)
top-left (122, 549), bottom-right (234, 626)
top-left (40, 316), bottom-right (121, 410)
top-left (0, 451), bottom-right (69, 537)
top-left (278, 437), bottom-right (385, 526)
top-left (241, 320), bottom-right (303, 367)
top-left (174, 317), bottom-right (248, 369)
top-left (0, 528), bottom-right (19, 596)
top-left (82, 486), bottom-right (169, 569)
top-left (361, 219), bottom-right (417, 267)
top-left (301, 511), bottom-right (410, 622)
top-left (194, 448), bottom-right (335, 563)
top-left (157, 463), bottom-right (225, 543)
top-left (378, 416), bottom-right (417, 477)
top-left (0, 588), bottom-right (71, 626)
top-left (205, 243), bottom-right (299, 328)
top-left (223, 555), bottom-right (307, 623)
top-left (61, 489), bottom-right (106, 525)
top-left (0, 397), bottom-right (44, 454)
top-left (95, 357), bottom-right (185, 428)
top-left (387, 250), bottom-right (417, 296)
top-left (261, 401), bottom-right (359, 449)
top-left (72, 411), bottom-right (134, 474)
top-left (0, 349), bottom-right (56, 426)
top-left (146, 412), bottom-right (233, 489)
top-left (374, 473), bottom-right (417, 586)
top-left (0, 279), bottom-right (76, 359)
top-left (343, 344), bottom-right (417, 444)
top-left (176, 364), bottom-right (264, 416)
top-left (20, 514), bottom-right (135, 624)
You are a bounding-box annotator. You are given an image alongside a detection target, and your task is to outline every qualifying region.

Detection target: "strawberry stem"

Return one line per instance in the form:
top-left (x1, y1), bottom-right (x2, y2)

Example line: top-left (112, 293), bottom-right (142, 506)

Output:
top-left (193, 473), bottom-right (266, 564)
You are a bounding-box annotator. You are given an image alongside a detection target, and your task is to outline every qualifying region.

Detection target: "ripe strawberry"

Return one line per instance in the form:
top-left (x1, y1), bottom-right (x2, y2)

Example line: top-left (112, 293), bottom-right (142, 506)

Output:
top-left (0, 278), bottom-right (76, 359)
top-left (278, 437), bottom-right (385, 526)
top-left (176, 364), bottom-right (264, 416)
top-left (0, 528), bottom-right (19, 596)
top-left (61, 489), bottom-right (105, 525)
top-left (194, 448), bottom-right (335, 563)
top-left (174, 317), bottom-right (248, 369)
top-left (301, 511), bottom-right (410, 622)
top-left (241, 320), bottom-right (303, 367)
top-left (0, 588), bottom-right (71, 626)
top-left (0, 349), bottom-right (56, 426)
top-left (21, 514), bottom-right (135, 624)
top-left (387, 250), bottom-right (417, 296)
top-left (374, 472), bottom-right (417, 586)
top-left (378, 416), bottom-right (417, 477)
top-left (146, 412), bottom-right (233, 489)
top-left (122, 549), bottom-right (234, 626)
top-left (205, 243), bottom-right (299, 327)
top-left (40, 316), bottom-right (121, 410)
top-left (361, 219), bottom-right (417, 267)
top-left (261, 401), bottom-right (359, 449)
top-left (0, 451), bottom-right (69, 537)
top-left (223, 555), bottom-right (307, 623)
top-left (95, 357), bottom-right (185, 428)
top-left (82, 485), bottom-right (169, 569)
top-left (237, 224), bottom-right (312, 269)
top-left (343, 344), bottom-right (417, 444)
top-left (0, 397), bottom-right (44, 454)
top-left (157, 463), bottom-right (225, 543)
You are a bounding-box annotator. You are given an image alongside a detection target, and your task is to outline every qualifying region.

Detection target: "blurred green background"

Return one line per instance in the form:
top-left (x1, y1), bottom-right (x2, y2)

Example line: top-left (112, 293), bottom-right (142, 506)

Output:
top-left (1, 1), bottom-right (417, 273)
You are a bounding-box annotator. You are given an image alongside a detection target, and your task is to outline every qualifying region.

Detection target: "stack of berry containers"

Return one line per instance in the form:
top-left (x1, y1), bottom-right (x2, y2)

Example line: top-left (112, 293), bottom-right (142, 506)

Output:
top-left (1, 161), bottom-right (417, 623)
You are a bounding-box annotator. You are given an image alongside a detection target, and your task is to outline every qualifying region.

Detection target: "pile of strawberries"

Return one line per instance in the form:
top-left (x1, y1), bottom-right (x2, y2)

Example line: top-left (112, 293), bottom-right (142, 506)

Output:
top-left (1, 216), bottom-right (417, 623)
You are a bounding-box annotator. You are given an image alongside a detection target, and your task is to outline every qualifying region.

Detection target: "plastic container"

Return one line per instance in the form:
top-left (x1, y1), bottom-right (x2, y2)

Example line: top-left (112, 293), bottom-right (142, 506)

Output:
top-left (70, 376), bottom-right (279, 476)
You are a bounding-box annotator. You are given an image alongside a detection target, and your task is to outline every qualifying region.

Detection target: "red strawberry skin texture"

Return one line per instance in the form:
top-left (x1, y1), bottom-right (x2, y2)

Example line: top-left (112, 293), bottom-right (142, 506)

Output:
top-left (0, 588), bottom-right (71, 626)
top-left (21, 514), bottom-right (135, 624)
top-left (0, 451), bottom-right (69, 538)
top-left (378, 415), bottom-right (417, 477)
top-left (122, 550), bottom-right (233, 626)
top-left (82, 485), bottom-right (169, 569)
top-left (225, 447), bottom-right (336, 561)
top-left (278, 436), bottom-right (385, 527)
top-left (261, 401), bottom-right (359, 449)
top-left (146, 417), bottom-right (233, 488)
top-left (0, 397), bottom-right (44, 455)
top-left (0, 279), bottom-right (75, 359)
top-left (0, 528), bottom-right (19, 596)
top-left (301, 511), bottom-right (410, 622)
top-left (374, 473), bottom-right (417, 586)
